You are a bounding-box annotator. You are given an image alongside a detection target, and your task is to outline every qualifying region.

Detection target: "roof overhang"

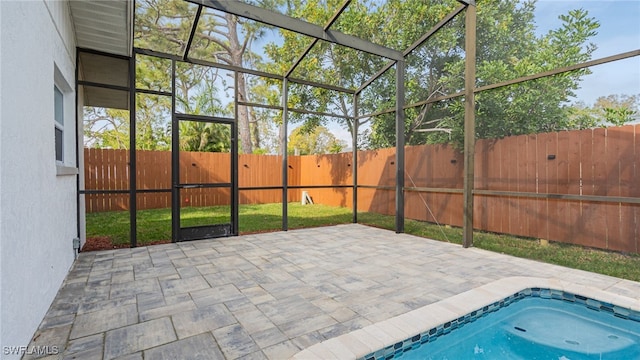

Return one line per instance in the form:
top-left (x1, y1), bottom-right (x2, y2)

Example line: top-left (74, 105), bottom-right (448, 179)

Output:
top-left (70, 0), bottom-right (133, 57)
top-left (71, 0), bottom-right (133, 110)
top-left (78, 51), bottom-right (130, 110)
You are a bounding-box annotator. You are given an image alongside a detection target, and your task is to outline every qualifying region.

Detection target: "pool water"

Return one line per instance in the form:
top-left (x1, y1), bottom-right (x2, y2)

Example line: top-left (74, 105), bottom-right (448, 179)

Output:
top-left (394, 298), bottom-right (640, 360)
top-left (396, 297), bottom-right (640, 360)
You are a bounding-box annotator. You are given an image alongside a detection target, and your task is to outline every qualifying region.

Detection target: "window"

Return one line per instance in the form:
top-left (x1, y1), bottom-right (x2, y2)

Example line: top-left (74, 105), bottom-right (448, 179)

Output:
top-left (53, 64), bottom-right (77, 175)
top-left (54, 85), bottom-right (64, 162)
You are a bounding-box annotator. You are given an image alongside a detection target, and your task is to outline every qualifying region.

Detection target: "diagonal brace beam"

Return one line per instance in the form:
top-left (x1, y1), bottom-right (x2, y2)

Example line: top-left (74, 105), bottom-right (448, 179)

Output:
top-left (355, 4), bottom-right (466, 95)
top-left (183, 5), bottom-right (203, 61)
top-left (186, 0), bottom-right (403, 61)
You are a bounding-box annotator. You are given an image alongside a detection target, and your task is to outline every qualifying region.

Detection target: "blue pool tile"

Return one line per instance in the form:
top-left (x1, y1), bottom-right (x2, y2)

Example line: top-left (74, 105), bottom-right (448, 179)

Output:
top-left (356, 288), bottom-right (640, 360)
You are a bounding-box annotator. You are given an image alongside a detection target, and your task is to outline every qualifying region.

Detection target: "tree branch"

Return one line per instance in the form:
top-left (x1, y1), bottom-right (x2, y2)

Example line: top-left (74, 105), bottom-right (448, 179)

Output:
top-left (198, 33), bottom-right (232, 54)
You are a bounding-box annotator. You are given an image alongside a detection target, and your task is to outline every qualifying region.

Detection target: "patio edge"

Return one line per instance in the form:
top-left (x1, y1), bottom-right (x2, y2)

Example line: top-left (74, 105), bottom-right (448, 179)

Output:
top-left (289, 276), bottom-right (640, 360)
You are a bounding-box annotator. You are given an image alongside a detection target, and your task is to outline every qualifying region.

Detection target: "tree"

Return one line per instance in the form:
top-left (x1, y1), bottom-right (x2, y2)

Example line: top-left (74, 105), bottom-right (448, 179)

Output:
top-left (363, 0), bottom-right (464, 148)
top-left (262, 0), bottom-right (388, 149)
top-left (85, 57), bottom-right (219, 151)
top-left (288, 126), bottom-right (346, 155)
top-left (568, 94), bottom-right (639, 128)
top-left (263, 0), bottom-right (599, 150)
top-left (83, 93), bottom-right (172, 150)
top-left (88, 0), bottom-right (268, 153)
top-left (366, 1), bottom-right (600, 148)
top-left (174, 64), bottom-right (234, 152)
top-left (243, 75), bottom-right (284, 154)
top-left (134, 0), bottom-right (284, 153)
top-left (84, 107), bottom-right (129, 149)
top-left (179, 121), bottom-right (231, 152)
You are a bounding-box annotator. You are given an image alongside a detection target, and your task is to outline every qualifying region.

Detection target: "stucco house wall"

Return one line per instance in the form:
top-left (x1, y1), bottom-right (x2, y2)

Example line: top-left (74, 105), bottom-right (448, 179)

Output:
top-left (0, 1), bottom-right (80, 357)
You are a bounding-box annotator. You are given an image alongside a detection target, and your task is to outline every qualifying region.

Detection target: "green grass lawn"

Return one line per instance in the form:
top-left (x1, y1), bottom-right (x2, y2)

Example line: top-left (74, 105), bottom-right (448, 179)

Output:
top-left (86, 203), bottom-right (354, 245)
top-left (86, 203), bottom-right (640, 281)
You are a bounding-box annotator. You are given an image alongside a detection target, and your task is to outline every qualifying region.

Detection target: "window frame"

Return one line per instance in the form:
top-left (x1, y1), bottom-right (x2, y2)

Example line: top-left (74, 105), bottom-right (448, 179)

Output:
top-left (54, 85), bottom-right (64, 163)
top-left (53, 63), bottom-right (78, 175)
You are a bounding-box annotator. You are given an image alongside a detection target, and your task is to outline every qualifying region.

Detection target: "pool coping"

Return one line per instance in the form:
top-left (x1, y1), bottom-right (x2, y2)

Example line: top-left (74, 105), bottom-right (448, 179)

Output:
top-left (289, 276), bottom-right (640, 360)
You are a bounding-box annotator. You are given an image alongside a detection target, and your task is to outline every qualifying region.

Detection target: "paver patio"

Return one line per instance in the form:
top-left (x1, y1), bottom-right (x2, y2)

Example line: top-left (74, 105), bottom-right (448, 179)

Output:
top-left (26, 224), bottom-right (640, 359)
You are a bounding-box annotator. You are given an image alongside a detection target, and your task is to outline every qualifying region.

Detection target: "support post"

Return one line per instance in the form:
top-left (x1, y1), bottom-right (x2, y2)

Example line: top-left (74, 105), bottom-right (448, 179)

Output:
top-left (282, 78), bottom-right (289, 231)
top-left (352, 93), bottom-right (359, 223)
top-left (232, 71), bottom-right (239, 235)
top-left (463, 4), bottom-right (477, 248)
top-left (171, 59), bottom-right (180, 242)
top-left (74, 48), bottom-right (81, 251)
top-left (129, 52), bottom-right (137, 248)
top-left (395, 60), bottom-right (405, 233)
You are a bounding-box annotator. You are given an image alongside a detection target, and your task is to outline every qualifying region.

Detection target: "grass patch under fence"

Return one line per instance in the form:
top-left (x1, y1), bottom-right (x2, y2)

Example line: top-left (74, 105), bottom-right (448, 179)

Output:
top-left (86, 204), bottom-right (640, 281)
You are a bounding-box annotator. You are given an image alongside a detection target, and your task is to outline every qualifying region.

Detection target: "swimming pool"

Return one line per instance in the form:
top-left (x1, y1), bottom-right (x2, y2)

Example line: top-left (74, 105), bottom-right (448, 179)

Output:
top-left (291, 278), bottom-right (640, 360)
top-left (368, 291), bottom-right (640, 359)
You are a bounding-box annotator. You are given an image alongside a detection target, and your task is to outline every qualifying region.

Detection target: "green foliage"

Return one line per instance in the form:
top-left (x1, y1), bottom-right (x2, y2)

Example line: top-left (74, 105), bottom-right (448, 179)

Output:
top-left (603, 107), bottom-right (636, 126)
top-left (565, 104), bottom-right (600, 130)
top-left (465, 7), bottom-right (599, 141)
top-left (287, 125), bottom-right (346, 155)
top-left (179, 122), bottom-right (231, 152)
top-left (83, 107), bottom-right (130, 149)
top-left (133, 0), bottom-right (287, 154)
top-left (175, 65), bottom-right (232, 152)
top-left (85, 47), bottom-right (233, 152)
top-left (568, 94), bottom-right (639, 129)
top-left (364, 1), bottom-right (600, 149)
top-left (597, 94), bottom-right (639, 126)
top-left (135, 94), bottom-right (172, 150)
top-left (262, 0), bottom-right (391, 146)
top-left (264, 0), bottom-right (602, 149)
top-left (84, 93), bottom-right (172, 151)
top-left (134, 0), bottom-right (197, 55)
top-left (94, 0), bottom-right (609, 153)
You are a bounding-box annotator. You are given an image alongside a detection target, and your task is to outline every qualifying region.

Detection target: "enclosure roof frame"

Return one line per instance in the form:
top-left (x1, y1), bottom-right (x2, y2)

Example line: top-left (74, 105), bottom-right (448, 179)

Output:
top-left (285, 0), bottom-right (353, 78)
top-left (355, 3), bottom-right (467, 95)
top-left (183, 5), bottom-right (203, 61)
top-left (154, 0), bottom-right (474, 94)
top-left (136, 47), bottom-right (356, 95)
top-left (84, 0), bottom-right (475, 247)
top-left (80, 0), bottom-right (640, 251)
top-left (185, 0), bottom-right (404, 62)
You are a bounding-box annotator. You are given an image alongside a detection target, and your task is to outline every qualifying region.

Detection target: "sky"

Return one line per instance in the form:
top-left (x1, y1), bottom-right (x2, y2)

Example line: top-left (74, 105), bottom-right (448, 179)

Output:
top-left (534, 0), bottom-right (640, 105)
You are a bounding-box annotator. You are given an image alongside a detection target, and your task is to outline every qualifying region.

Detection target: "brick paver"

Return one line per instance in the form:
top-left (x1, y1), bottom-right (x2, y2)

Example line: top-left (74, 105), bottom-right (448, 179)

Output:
top-left (25, 224), bottom-right (640, 359)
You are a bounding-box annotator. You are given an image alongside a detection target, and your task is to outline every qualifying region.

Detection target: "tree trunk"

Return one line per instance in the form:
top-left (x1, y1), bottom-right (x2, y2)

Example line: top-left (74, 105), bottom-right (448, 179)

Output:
top-left (279, 121), bottom-right (286, 156)
top-left (226, 13), bottom-right (253, 154)
top-left (249, 109), bottom-right (261, 149)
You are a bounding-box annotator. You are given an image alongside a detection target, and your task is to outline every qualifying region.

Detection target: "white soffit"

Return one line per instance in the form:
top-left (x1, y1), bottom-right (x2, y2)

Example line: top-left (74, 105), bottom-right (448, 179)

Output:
top-left (69, 0), bottom-right (132, 57)
top-left (78, 52), bottom-right (130, 109)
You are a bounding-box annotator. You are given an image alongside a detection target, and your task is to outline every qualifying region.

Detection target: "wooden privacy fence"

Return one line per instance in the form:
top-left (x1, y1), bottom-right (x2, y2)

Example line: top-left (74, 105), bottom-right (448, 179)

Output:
top-left (84, 150), bottom-right (289, 212)
top-left (352, 125), bottom-right (639, 254)
top-left (84, 124), bottom-right (639, 253)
